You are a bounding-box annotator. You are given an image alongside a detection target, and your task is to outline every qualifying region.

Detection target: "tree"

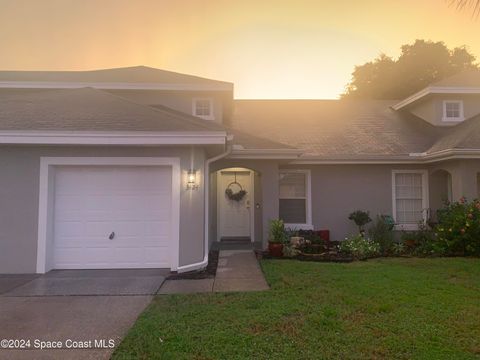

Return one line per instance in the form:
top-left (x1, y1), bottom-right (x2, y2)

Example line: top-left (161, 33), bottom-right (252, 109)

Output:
top-left (343, 40), bottom-right (478, 99)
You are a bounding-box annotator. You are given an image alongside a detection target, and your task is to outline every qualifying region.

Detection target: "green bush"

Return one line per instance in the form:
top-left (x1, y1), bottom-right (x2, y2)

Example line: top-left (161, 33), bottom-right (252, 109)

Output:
top-left (368, 215), bottom-right (394, 255)
top-left (401, 223), bottom-right (444, 256)
top-left (435, 198), bottom-right (480, 256)
top-left (338, 234), bottom-right (380, 260)
top-left (348, 210), bottom-right (372, 233)
top-left (269, 219), bottom-right (288, 244)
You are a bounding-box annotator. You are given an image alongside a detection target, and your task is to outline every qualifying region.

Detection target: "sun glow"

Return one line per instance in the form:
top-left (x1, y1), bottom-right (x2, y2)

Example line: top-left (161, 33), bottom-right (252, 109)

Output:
top-left (0, 0), bottom-right (478, 99)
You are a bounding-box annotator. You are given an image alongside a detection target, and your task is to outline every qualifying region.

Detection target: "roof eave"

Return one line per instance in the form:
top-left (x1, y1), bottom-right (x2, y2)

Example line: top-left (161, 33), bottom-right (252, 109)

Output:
top-left (0, 130), bottom-right (228, 145)
top-left (228, 148), bottom-right (303, 160)
top-left (393, 86), bottom-right (480, 110)
top-left (291, 149), bottom-right (480, 164)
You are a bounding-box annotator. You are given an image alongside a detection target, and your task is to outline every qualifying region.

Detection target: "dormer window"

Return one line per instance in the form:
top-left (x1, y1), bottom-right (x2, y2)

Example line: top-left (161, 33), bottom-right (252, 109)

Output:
top-left (443, 100), bottom-right (464, 122)
top-left (193, 98), bottom-right (214, 120)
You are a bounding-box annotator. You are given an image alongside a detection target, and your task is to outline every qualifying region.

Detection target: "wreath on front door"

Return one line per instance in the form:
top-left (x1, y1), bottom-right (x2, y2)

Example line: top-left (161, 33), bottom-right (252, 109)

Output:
top-left (225, 172), bottom-right (247, 202)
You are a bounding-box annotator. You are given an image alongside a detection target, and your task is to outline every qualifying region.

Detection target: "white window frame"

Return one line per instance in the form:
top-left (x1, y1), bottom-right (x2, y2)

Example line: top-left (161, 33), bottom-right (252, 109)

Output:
top-left (391, 170), bottom-right (429, 231)
top-left (192, 98), bottom-right (214, 120)
top-left (442, 100), bottom-right (464, 122)
top-left (279, 169), bottom-right (313, 230)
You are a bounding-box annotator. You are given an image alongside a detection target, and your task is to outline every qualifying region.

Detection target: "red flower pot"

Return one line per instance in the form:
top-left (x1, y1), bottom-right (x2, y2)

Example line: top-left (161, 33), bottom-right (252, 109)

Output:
top-left (268, 242), bottom-right (284, 257)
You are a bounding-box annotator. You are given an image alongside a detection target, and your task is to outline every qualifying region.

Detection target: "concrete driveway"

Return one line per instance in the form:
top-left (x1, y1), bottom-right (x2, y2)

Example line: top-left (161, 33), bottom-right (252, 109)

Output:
top-left (0, 269), bottom-right (167, 360)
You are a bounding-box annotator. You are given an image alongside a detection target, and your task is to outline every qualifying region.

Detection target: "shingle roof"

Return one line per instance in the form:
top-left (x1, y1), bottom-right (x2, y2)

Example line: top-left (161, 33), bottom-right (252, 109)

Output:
top-left (431, 70), bottom-right (480, 88)
top-left (426, 113), bottom-right (480, 154)
top-left (0, 66), bottom-right (232, 87)
top-left (228, 100), bottom-right (442, 158)
top-left (0, 87), bottom-right (226, 132)
top-left (0, 87), bottom-right (293, 151)
top-left (149, 103), bottom-right (293, 150)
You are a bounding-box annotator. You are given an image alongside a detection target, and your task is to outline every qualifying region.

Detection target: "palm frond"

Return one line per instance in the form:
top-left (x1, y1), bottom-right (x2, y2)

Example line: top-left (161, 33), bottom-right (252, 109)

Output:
top-left (450, 0), bottom-right (480, 17)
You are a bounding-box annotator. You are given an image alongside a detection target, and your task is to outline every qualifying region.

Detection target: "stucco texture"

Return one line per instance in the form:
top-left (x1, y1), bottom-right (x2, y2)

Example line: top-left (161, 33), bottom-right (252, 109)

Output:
top-left (0, 145), bottom-right (206, 273)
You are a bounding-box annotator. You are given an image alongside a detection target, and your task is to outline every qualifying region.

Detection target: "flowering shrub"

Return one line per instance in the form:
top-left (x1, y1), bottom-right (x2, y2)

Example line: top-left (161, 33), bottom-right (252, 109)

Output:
top-left (435, 197), bottom-right (480, 256)
top-left (338, 234), bottom-right (380, 260)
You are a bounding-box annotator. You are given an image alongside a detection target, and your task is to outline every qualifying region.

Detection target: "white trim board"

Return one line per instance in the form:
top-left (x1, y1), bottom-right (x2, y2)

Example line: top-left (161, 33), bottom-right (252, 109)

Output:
top-left (392, 86), bottom-right (480, 110)
top-left (0, 131), bottom-right (227, 145)
top-left (36, 157), bottom-right (181, 273)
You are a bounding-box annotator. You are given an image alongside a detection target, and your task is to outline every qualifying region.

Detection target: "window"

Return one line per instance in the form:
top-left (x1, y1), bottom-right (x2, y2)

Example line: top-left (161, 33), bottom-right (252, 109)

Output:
top-left (442, 100), bottom-right (464, 122)
top-left (193, 98), bottom-right (214, 120)
top-left (279, 170), bottom-right (312, 229)
top-left (392, 170), bottom-right (428, 229)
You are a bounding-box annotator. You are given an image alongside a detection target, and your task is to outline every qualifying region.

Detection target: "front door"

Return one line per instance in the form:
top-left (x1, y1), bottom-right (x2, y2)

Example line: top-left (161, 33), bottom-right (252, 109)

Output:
top-left (217, 170), bottom-right (253, 241)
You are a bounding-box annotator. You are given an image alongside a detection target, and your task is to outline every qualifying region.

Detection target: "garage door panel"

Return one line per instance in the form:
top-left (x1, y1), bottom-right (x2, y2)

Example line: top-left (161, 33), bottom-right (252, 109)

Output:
top-left (144, 247), bottom-right (170, 266)
top-left (55, 221), bottom-right (85, 237)
top-left (85, 221), bottom-right (115, 237)
top-left (145, 221), bottom-right (170, 236)
top-left (113, 222), bottom-right (146, 237)
top-left (53, 165), bottom-right (173, 269)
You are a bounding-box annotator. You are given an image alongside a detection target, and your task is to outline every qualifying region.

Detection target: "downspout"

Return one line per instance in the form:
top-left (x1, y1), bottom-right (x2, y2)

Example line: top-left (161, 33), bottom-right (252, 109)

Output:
top-left (177, 139), bottom-right (233, 273)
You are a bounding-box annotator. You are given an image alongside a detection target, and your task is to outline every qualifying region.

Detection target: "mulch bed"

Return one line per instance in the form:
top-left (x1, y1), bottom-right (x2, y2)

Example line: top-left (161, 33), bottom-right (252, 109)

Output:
top-left (167, 250), bottom-right (219, 280)
top-left (256, 249), bottom-right (354, 263)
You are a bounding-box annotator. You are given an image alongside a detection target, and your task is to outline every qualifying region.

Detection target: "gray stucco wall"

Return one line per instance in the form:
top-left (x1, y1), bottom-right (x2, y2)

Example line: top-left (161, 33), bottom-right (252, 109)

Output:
top-left (0, 145), bottom-right (206, 273)
top-left (409, 94), bottom-right (480, 126)
top-left (281, 164), bottom-right (432, 241)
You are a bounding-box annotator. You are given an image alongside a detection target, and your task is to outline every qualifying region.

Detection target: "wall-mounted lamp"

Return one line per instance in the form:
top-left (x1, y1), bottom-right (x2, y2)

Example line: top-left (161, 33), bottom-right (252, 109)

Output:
top-left (187, 169), bottom-right (199, 190)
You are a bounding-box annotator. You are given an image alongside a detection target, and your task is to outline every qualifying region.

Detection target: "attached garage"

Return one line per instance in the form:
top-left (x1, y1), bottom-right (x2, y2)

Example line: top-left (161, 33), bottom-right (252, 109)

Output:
top-left (36, 157), bottom-right (181, 273)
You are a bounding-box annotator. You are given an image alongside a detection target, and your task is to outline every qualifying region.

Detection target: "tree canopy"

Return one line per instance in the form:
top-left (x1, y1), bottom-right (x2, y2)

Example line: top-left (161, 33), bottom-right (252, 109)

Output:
top-left (343, 40), bottom-right (478, 100)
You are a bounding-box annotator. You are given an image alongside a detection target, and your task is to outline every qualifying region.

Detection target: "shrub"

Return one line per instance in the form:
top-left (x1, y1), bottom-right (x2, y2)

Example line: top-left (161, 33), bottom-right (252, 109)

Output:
top-left (269, 219), bottom-right (288, 244)
top-left (435, 198), bottom-right (480, 255)
top-left (391, 242), bottom-right (405, 255)
top-left (368, 215), bottom-right (394, 255)
top-left (348, 210), bottom-right (372, 234)
top-left (401, 223), bottom-right (443, 256)
top-left (338, 234), bottom-right (380, 260)
top-left (297, 230), bottom-right (322, 244)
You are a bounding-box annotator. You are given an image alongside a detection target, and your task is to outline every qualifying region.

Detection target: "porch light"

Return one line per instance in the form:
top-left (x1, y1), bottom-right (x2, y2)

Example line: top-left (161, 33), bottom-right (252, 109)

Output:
top-left (187, 169), bottom-right (199, 190)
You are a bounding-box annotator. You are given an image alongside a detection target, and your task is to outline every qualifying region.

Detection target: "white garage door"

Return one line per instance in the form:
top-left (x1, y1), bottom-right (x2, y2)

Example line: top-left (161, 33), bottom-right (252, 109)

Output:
top-left (53, 166), bottom-right (172, 269)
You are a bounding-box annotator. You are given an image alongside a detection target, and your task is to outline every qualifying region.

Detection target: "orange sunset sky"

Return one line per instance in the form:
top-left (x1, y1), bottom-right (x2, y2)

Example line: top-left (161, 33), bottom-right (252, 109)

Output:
top-left (0, 0), bottom-right (479, 99)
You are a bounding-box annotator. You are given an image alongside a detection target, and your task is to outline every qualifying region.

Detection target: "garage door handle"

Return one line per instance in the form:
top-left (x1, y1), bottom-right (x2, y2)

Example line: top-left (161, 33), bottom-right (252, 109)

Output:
top-left (109, 232), bottom-right (115, 240)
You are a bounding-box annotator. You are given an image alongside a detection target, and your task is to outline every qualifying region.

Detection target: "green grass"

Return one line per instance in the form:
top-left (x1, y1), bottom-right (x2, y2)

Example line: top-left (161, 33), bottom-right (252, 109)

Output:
top-left (112, 258), bottom-right (480, 359)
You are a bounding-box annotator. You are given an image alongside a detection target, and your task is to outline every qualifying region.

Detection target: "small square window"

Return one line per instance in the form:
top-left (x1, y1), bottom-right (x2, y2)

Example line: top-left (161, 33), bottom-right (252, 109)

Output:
top-left (443, 101), bottom-right (463, 122)
top-left (193, 98), bottom-right (214, 120)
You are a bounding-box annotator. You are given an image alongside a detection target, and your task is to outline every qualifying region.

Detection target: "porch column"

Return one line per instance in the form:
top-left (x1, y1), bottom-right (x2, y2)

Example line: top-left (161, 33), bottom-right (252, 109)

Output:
top-left (259, 162), bottom-right (279, 247)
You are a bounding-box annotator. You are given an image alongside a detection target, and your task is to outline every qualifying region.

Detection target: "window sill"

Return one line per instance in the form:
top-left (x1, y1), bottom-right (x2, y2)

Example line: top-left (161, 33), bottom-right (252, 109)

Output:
top-left (284, 223), bottom-right (314, 230)
top-left (394, 223), bottom-right (423, 231)
top-left (194, 114), bottom-right (215, 121)
top-left (442, 117), bottom-right (464, 123)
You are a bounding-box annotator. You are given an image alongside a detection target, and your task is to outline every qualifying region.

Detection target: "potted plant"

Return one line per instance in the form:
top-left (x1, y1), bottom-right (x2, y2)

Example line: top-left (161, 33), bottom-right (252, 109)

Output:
top-left (348, 210), bottom-right (372, 236)
top-left (268, 219), bottom-right (287, 257)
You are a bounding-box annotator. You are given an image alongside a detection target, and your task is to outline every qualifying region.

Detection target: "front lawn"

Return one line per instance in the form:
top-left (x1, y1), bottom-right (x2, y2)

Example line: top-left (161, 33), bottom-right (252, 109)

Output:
top-left (112, 258), bottom-right (480, 359)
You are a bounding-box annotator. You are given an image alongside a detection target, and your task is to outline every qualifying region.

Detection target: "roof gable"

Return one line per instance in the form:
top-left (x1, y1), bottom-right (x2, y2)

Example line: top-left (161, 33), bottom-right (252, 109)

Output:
top-left (0, 66), bottom-right (233, 91)
top-left (393, 70), bottom-right (480, 110)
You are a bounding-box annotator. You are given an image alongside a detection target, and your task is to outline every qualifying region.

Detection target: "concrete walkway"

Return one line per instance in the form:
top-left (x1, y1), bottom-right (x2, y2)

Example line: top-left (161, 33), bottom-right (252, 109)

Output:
top-left (159, 249), bottom-right (269, 294)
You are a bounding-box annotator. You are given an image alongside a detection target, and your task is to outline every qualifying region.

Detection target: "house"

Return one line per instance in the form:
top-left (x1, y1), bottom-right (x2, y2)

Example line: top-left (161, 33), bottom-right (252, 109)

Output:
top-left (1, 66), bottom-right (480, 274)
